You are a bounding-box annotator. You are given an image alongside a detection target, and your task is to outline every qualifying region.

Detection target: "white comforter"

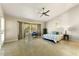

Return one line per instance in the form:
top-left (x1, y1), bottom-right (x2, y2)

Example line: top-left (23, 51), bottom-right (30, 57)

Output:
top-left (43, 33), bottom-right (63, 43)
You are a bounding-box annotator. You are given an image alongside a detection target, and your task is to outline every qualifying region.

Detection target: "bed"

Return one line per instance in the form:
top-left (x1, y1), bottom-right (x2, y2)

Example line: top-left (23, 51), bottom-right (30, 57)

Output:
top-left (42, 31), bottom-right (63, 43)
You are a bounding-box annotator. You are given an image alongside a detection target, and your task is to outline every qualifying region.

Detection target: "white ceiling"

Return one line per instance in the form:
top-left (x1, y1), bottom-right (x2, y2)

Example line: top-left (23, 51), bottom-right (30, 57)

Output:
top-left (1, 3), bottom-right (78, 22)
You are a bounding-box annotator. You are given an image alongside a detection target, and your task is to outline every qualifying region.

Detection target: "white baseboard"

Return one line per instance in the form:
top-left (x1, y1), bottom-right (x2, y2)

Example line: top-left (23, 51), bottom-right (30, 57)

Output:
top-left (4, 39), bottom-right (18, 44)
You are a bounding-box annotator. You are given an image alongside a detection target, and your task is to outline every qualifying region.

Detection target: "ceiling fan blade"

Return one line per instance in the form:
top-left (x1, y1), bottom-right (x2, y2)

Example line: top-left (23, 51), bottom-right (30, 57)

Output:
top-left (40, 14), bottom-right (43, 17)
top-left (38, 12), bottom-right (42, 14)
top-left (45, 10), bottom-right (50, 13)
top-left (44, 13), bottom-right (49, 16)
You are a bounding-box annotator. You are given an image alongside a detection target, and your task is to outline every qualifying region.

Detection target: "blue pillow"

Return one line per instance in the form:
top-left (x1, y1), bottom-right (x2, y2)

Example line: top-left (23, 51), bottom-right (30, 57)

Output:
top-left (52, 32), bottom-right (56, 34)
top-left (52, 31), bottom-right (59, 35)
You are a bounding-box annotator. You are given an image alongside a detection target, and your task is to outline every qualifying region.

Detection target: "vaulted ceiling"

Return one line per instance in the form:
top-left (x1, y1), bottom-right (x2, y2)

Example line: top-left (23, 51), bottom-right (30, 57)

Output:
top-left (1, 3), bottom-right (78, 21)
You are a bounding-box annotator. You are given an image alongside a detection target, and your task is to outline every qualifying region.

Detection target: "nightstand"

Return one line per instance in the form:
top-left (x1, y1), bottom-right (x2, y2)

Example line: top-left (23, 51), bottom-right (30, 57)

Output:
top-left (63, 34), bottom-right (69, 40)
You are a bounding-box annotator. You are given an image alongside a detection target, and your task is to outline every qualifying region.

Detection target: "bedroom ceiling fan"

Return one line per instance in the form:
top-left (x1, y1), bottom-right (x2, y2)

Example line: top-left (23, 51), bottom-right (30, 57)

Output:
top-left (39, 7), bottom-right (50, 17)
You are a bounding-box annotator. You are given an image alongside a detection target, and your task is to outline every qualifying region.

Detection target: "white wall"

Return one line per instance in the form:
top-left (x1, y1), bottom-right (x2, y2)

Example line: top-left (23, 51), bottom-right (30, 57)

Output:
top-left (5, 15), bottom-right (45, 43)
top-left (46, 5), bottom-right (79, 41)
top-left (47, 12), bottom-right (69, 33)
top-left (5, 16), bottom-right (18, 42)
